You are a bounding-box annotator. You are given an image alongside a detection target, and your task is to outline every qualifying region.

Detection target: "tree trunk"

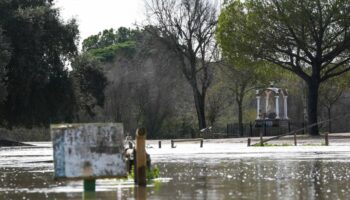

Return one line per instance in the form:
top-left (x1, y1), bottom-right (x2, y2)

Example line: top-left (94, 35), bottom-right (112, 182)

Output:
top-left (193, 88), bottom-right (207, 132)
top-left (306, 81), bottom-right (320, 136)
top-left (327, 106), bottom-right (332, 133)
top-left (237, 100), bottom-right (243, 137)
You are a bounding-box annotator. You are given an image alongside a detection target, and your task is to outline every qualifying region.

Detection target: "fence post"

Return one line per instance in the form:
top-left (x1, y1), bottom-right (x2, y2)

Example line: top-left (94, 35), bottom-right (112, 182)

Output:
top-left (226, 124), bottom-right (229, 137)
top-left (249, 122), bottom-right (253, 137)
top-left (260, 122), bottom-right (265, 146)
top-left (302, 122), bottom-right (305, 135)
top-left (288, 121), bottom-right (291, 133)
top-left (135, 128), bottom-right (147, 186)
top-left (325, 133), bottom-right (329, 146)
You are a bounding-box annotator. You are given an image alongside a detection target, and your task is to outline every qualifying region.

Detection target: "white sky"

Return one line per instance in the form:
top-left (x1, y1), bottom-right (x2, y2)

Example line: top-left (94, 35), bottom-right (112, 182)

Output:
top-left (54, 0), bottom-right (146, 43)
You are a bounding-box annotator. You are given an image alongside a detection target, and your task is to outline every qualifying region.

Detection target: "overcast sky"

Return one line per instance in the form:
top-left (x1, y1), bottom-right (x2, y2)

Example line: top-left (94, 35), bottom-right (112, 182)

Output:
top-left (54, 0), bottom-right (146, 43)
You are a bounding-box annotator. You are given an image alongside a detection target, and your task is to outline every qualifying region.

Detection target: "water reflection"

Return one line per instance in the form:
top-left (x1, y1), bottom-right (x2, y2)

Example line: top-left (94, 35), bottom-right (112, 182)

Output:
top-left (1, 145), bottom-right (350, 199)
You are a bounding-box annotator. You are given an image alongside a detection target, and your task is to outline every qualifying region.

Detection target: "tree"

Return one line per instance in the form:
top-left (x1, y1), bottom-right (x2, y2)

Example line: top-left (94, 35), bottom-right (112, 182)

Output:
top-left (319, 75), bottom-right (350, 133)
top-left (217, 0), bottom-right (350, 135)
top-left (219, 61), bottom-right (258, 136)
top-left (71, 55), bottom-right (108, 118)
top-left (145, 0), bottom-right (218, 130)
top-left (0, 28), bottom-right (10, 104)
top-left (82, 27), bottom-right (139, 52)
top-left (0, 0), bottom-right (79, 127)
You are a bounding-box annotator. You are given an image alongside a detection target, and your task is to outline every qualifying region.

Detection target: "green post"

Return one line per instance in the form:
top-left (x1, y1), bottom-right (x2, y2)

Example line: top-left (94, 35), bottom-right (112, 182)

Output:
top-left (84, 179), bottom-right (96, 192)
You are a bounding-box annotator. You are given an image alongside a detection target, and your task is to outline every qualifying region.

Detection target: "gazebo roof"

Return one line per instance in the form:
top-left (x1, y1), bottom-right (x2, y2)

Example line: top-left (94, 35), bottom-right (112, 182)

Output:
top-left (256, 82), bottom-right (288, 96)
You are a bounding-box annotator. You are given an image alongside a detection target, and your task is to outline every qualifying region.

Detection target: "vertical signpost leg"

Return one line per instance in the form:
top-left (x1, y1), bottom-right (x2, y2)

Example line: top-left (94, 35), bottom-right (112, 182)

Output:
top-left (84, 179), bottom-right (96, 192)
top-left (83, 179), bottom-right (96, 199)
top-left (135, 128), bottom-right (147, 186)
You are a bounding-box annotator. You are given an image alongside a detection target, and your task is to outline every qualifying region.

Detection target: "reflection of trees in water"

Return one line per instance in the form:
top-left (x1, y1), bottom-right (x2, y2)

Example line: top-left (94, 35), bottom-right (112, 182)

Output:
top-left (310, 159), bottom-right (323, 200)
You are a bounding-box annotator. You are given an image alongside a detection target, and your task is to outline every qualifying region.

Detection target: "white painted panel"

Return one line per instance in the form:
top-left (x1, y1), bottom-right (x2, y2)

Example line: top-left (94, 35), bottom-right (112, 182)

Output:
top-left (51, 123), bottom-right (126, 179)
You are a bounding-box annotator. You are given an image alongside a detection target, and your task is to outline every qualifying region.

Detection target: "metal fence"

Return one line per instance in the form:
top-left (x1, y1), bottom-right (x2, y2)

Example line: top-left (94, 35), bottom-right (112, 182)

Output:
top-left (226, 121), bottom-right (309, 137)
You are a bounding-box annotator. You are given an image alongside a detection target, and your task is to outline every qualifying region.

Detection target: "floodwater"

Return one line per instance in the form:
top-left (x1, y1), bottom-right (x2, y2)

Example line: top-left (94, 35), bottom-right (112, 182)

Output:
top-left (1, 141), bottom-right (350, 199)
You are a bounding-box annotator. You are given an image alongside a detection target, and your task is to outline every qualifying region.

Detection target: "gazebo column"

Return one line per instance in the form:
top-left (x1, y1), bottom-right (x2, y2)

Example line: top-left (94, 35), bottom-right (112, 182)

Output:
top-left (275, 96), bottom-right (280, 119)
top-left (256, 96), bottom-right (261, 119)
top-left (284, 96), bottom-right (289, 119)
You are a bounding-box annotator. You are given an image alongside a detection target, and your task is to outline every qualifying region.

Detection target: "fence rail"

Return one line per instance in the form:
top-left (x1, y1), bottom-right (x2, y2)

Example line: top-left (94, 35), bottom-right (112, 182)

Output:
top-left (226, 121), bottom-right (306, 137)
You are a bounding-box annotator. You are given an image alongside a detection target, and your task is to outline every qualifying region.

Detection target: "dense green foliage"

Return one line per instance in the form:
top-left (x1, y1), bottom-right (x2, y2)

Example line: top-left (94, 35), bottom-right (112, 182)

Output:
top-left (82, 28), bottom-right (138, 62)
top-left (0, 0), bottom-right (79, 127)
top-left (86, 41), bottom-right (136, 62)
top-left (217, 0), bottom-right (350, 135)
top-left (71, 55), bottom-right (107, 118)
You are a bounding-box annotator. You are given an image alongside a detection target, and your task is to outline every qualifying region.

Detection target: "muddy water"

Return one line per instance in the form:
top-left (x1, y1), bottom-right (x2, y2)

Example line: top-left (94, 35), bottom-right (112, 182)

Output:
top-left (1, 142), bottom-right (350, 199)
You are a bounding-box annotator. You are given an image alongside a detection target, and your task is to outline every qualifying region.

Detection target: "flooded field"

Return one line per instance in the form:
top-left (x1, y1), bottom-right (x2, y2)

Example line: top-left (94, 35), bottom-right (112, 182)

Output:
top-left (1, 141), bottom-right (350, 199)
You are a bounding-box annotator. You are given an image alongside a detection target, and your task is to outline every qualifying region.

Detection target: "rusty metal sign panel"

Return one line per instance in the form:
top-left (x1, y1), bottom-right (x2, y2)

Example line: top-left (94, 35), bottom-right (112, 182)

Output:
top-left (50, 123), bottom-right (126, 179)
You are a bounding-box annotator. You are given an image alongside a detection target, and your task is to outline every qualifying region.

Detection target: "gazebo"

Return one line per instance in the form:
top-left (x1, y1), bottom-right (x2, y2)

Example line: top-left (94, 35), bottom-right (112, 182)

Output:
top-left (255, 82), bottom-right (289, 127)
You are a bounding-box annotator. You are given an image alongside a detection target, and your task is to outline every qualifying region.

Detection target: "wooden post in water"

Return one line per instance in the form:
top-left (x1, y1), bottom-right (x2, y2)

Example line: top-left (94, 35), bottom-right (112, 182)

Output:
top-left (135, 184), bottom-right (147, 200)
top-left (325, 133), bottom-right (329, 146)
top-left (247, 138), bottom-right (251, 147)
top-left (135, 128), bottom-right (147, 186)
top-left (158, 141), bottom-right (161, 148)
top-left (294, 131), bottom-right (297, 146)
top-left (200, 139), bottom-right (203, 148)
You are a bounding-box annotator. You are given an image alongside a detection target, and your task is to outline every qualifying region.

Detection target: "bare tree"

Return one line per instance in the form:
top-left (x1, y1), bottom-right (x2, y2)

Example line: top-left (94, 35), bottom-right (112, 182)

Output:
top-left (145, 0), bottom-right (218, 130)
top-left (319, 76), bottom-right (350, 133)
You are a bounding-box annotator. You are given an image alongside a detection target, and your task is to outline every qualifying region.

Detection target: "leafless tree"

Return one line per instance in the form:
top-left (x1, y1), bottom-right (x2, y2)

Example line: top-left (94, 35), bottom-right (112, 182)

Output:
top-left (145, 0), bottom-right (218, 130)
